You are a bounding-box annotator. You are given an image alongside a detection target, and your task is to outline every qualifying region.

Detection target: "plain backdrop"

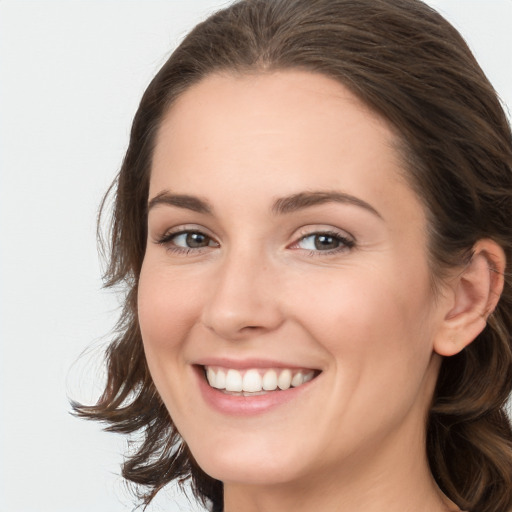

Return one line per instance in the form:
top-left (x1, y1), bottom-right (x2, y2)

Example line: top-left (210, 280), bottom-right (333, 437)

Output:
top-left (1, 1), bottom-right (511, 511)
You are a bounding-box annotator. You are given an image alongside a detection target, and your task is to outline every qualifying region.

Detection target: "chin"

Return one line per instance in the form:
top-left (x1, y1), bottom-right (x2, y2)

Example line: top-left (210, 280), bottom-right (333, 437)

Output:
top-left (187, 434), bottom-right (310, 486)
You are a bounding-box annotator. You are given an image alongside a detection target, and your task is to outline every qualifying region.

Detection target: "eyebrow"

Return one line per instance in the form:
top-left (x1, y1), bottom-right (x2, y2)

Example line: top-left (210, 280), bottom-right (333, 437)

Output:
top-left (271, 191), bottom-right (383, 218)
top-left (147, 189), bottom-right (382, 219)
top-left (148, 191), bottom-right (212, 214)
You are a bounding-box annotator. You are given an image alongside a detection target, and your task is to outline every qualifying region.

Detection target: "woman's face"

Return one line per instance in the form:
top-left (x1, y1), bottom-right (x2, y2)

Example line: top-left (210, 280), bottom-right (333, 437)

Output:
top-left (138, 71), bottom-right (449, 488)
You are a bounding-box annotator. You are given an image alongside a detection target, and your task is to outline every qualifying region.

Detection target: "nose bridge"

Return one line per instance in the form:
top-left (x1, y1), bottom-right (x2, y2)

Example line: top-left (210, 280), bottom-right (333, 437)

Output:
top-left (201, 243), bottom-right (283, 339)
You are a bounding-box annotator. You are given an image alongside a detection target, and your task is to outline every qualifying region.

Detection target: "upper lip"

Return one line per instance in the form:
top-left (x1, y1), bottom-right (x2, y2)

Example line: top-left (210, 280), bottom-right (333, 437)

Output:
top-left (193, 357), bottom-right (320, 371)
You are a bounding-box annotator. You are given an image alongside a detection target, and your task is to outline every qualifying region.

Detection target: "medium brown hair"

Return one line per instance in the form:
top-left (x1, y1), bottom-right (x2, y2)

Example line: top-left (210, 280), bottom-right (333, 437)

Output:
top-left (73, 1), bottom-right (512, 511)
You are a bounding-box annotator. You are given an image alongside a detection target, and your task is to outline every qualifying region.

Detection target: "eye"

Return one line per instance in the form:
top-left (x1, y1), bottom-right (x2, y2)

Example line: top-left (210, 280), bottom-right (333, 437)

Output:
top-left (294, 231), bottom-right (355, 253)
top-left (156, 229), bottom-right (219, 254)
top-left (172, 231), bottom-right (215, 248)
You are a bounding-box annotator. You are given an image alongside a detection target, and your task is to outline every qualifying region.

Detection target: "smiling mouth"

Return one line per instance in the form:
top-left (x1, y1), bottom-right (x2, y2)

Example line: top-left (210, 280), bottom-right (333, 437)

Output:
top-left (203, 366), bottom-right (320, 396)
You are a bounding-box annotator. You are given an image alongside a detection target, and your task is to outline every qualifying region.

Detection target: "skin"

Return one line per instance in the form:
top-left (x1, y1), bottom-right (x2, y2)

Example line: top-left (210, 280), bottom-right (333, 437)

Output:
top-left (137, 70), bottom-right (488, 512)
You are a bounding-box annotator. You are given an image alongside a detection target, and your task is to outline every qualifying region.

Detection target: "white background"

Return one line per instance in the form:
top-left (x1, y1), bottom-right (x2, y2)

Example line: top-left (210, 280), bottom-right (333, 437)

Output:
top-left (1, 1), bottom-right (511, 511)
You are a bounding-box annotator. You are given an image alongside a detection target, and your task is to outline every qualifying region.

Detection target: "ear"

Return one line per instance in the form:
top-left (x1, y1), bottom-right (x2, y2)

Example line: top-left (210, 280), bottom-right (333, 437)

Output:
top-left (434, 239), bottom-right (506, 357)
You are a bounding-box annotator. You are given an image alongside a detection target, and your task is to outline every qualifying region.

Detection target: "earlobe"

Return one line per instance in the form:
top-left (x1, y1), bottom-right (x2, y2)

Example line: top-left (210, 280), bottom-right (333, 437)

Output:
top-left (434, 240), bottom-right (506, 357)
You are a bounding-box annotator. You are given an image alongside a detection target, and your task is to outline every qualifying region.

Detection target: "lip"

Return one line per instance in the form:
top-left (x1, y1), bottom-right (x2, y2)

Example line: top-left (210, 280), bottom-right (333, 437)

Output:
top-left (194, 357), bottom-right (319, 371)
top-left (192, 361), bottom-right (320, 416)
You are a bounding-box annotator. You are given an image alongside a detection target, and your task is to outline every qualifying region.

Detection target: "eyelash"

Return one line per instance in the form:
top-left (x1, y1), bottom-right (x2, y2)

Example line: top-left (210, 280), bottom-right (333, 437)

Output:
top-left (156, 230), bottom-right (219, 255)
top-left (292, 230), bottom-right (355, 256)
top-left (155, 228), bottom-right (355, 256)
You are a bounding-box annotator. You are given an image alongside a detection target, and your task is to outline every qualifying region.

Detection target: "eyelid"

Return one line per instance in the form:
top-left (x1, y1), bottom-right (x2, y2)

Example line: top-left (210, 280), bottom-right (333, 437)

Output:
top-left (288, 226), bottom-right (356, 253)
top-left (153, 224), bottom-right (216, 241)
top-left (153, 225), bottom-right (220, 253)
top-left (292, 225), bottom-right (355, 243)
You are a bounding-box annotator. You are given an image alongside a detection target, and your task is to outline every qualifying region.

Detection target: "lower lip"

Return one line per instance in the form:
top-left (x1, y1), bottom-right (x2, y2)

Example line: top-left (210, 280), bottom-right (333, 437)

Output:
top-left (194, 366), bottom-right (317, 416)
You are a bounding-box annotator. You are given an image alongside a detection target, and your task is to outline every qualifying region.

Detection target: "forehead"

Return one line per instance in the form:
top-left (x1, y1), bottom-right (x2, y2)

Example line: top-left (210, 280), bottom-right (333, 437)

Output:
top-left (154, 70), bottom-right (396, 155)
top-left (149, 70), bottom-right (420, 222)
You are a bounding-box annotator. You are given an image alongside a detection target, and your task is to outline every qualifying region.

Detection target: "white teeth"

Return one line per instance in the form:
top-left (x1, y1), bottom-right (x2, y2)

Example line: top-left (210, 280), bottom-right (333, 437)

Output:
top-left (205, 366), bottom-right (316, 393)
top-left (242, 369), bottom-right (263, 392)
top-left (225, 369), bottom-right (243, 392)
top-left (207, 367), bottom-right (216, 387)
top-left (215, 368), bottom-right (226, 389)
top-left (303, 371), bottom-right (314, 383)
top-left (262, 369), bottom-right (278, 391)
top-left (278, 369), bottom-right (292, 390)
top-left (291, 371), bottom-right (304, 387)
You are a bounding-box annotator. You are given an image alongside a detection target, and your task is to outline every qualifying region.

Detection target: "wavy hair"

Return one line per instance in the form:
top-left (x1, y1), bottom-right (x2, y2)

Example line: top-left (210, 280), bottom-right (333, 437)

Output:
top-left (73, 1), bottom-right (512, 511)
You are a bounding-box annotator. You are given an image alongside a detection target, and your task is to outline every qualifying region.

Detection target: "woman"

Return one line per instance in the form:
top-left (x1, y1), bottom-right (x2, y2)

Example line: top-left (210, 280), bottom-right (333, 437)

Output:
top-left (74, 0), bottom-right (512, 511)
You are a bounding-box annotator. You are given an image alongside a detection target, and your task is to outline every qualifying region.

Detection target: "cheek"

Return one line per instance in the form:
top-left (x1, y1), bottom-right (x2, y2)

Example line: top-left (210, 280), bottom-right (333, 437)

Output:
top-left (137, 262), bottom-right (208, 432)
top-left (138, 263), bottom-right (199, 349)
top-left (137, 262), bottom-right (205, 415)
top-left (296, 269), bottom-right (439, 443)
top-left (292, 264), bottom-right (437, 387)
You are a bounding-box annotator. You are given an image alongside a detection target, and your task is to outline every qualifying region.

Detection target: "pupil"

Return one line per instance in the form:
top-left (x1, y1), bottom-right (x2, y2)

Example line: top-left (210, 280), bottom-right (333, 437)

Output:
top-left (314, 235), bottom-right (339, 250)
top-left (186, 232), bottom-right (209, 248)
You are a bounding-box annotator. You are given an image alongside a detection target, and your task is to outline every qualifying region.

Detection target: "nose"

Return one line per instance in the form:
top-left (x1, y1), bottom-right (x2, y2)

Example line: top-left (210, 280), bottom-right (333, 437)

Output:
top-left (200, 249), bottom-right (284, 340)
